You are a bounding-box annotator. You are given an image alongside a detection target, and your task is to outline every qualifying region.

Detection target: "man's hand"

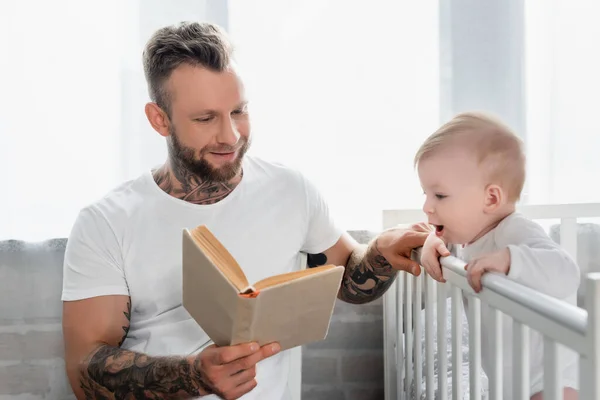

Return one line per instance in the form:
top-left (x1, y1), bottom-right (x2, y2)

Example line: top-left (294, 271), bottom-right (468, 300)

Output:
top-left (420, 231), bottom-right (451, 283)
top-left (465, 248), bottom-right (511, 293)
top-left (375, 223), bottom-right (431, 276)
top-left (326, 222), bottom-right (430, 304)
top-left (191, 341), bottom-right (281, 400)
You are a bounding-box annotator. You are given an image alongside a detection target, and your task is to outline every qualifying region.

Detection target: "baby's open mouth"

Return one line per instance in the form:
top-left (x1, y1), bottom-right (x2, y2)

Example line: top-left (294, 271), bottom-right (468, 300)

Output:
top-left (435, 224), bottom-right (444, 236)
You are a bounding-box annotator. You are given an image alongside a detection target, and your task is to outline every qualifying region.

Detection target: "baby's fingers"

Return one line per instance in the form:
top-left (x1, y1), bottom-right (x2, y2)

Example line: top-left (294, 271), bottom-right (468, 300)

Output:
top-left (423, 258), bottom-right (445, 283)
top-left (465, 262), bottom-right (485, 293)
top-left (435, 241), bottom-right (451, 257)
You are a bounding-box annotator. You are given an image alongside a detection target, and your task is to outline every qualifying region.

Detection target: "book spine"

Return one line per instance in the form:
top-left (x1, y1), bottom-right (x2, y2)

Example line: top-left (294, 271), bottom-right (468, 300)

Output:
top-left (230, 296), bottom-right (257, 345)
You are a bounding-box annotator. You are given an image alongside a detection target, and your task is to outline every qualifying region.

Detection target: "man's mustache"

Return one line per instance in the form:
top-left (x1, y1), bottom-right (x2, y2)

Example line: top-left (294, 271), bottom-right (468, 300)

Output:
top-left (203, 140), bottom-right (247, 154)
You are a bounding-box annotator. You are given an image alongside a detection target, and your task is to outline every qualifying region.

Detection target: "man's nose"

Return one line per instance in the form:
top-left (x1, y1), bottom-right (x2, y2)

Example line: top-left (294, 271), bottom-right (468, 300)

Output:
top-left (216, 117), bottom-right (240, 146)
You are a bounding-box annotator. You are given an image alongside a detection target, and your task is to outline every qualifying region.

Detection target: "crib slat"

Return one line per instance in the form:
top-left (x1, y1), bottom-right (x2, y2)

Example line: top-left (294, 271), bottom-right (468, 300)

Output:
top-left (437, 282), bottom-right (448, 400)
top-left (489, 308), bottom-right (503, 400)
top-left (468, 296), bottom-right (481, 400)
top-left (560, 217), bottom-right (578, 260)
top-left (579, 356), bottom-right (591, 400)
top-left (543, 337), bottom-right (560, 400)
top-left (414, 273), bottom-right (423, 399)
top-left (395, 273), bottom-right (404, 399)
top-left (425, 275), bottom-right (435, 400)
top-left (404, 273), bottom-right (413, 397)
top-left (582, 275), bottom-right (600, 399)
top-left (452, 287), bottom-right (463, 400)
top-left (513, 321), bottom-right (530, 400)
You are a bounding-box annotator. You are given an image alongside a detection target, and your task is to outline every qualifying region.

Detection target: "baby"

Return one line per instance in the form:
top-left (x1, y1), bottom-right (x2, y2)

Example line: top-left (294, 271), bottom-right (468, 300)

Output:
top-left (416, 112), bottom-right (580, 399)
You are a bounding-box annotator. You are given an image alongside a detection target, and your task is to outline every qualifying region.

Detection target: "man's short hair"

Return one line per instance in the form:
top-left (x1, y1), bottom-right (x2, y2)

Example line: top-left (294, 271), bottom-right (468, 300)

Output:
top-left (142, 21), bottom-right (233, 116)
top-left (414, 111), bottom-right (526, 202)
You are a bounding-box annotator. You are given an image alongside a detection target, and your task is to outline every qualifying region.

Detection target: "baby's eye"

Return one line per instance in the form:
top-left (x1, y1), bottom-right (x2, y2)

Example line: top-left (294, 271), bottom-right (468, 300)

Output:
top-left (435, 194), bottom-right (447, 200)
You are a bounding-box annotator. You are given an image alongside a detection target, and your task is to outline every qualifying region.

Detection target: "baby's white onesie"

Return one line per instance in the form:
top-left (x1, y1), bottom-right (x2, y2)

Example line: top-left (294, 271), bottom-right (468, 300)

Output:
top-left (456, 212), bottom-right (580, 396)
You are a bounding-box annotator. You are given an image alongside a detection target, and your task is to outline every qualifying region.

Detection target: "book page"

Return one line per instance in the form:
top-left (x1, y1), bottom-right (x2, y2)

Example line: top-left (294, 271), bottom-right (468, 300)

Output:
top-left (231, 265), bottom-right (345, 350)
top-left (253, 264), bottom-right (341, 291)
top-left (189, 225), bottom-right (249, 292)
top-left (182, 230), bottom-right (241, 346)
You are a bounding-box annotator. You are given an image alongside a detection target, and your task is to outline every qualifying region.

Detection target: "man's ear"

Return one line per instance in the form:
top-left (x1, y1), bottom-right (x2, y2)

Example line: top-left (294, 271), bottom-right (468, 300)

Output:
top-left (145, 102), bottom-right (170, 138)
top-left (483, 184), bottom-right (504, 213)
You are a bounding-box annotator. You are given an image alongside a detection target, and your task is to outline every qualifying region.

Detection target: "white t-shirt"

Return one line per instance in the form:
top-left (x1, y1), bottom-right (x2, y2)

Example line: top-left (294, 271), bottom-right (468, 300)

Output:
top-left (456, 212), bottom-right (580, 396)
top-left (61, 156), bottom-right (344, 400)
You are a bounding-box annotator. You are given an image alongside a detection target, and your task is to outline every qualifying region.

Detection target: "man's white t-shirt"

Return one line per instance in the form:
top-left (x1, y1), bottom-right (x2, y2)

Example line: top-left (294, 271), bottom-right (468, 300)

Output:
top-left (456, 212), bottom-right (580, 396)
top-left (61, 156), bottom-right (344, 400)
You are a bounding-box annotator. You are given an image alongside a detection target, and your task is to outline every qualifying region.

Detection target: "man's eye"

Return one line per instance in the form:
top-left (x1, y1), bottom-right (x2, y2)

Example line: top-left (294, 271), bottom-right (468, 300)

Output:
top-left (194, 117), bottom-right (212, 123)
top-left (435, 194), bottom-right (447, 200)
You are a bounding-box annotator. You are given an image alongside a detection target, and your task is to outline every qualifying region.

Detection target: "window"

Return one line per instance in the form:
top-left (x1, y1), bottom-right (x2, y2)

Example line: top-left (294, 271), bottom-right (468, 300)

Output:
top-left (525, 0), bottom-right (600, 204)
top-left (229, 0), bottom-right (440, 230)
top-left (2, 1), bottom-right (598, 240)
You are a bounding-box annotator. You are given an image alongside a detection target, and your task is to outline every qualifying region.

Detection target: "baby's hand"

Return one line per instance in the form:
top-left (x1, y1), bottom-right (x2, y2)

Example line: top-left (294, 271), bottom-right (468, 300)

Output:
top-left (420, 231), bottom-right (451, 282)
top-left (465, 248), bottom-right (511, 293)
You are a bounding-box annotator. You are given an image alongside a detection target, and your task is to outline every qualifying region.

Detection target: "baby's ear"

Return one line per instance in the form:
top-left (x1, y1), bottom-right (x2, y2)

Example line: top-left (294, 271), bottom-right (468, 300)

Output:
top-left (483, 184), bottom-right (504, 212)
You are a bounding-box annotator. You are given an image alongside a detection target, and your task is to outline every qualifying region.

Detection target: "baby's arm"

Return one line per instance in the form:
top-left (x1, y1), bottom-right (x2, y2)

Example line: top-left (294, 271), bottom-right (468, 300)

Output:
top-left (498, 215), bottom-right (581, 299)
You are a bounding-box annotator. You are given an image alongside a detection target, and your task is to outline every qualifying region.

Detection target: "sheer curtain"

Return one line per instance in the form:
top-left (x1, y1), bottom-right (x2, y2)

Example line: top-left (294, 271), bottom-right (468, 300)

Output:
top-left (229, 0), bottom-right (440, 231)
top-left (1, 0), bottom-right (439, 240)
top-left (0, 0), bottom-right (224, 241)
top-left (4, 1), bottom-right (598, 241)
top-left (525, 0), bottom-right (600, 205)
top-left (0, 0), bottom-right (126, 241)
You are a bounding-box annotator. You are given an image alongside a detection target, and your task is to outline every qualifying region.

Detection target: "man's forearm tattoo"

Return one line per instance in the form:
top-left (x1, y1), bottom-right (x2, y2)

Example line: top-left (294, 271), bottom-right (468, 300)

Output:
top-left (339, 239), bottom-right (397, 304)
top-left (79, 345), bottom-right (212, 399)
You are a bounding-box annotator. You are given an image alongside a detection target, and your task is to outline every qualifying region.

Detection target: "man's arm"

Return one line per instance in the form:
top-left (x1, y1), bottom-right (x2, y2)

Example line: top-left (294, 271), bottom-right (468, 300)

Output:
top-left (63, 295), bottom-right (210, 399)
top-left (322, 233), bottom-right (397, 304)
top-left (320, 225), bottom-right (430, 304)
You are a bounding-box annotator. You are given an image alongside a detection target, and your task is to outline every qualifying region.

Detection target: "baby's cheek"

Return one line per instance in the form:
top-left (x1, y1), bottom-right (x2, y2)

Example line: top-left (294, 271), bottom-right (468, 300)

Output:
top-left (462, 214), bottom-right (483, 232)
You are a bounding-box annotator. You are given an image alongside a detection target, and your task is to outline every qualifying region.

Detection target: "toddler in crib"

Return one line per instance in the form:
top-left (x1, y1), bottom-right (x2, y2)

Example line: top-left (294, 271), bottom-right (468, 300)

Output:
top-left (416, 112), bottom-right (580, 399)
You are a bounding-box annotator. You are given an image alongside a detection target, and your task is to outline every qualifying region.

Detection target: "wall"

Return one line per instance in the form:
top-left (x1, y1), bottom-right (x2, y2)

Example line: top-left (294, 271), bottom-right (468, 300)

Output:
top-left (300, 231), bottom-right (384, 400)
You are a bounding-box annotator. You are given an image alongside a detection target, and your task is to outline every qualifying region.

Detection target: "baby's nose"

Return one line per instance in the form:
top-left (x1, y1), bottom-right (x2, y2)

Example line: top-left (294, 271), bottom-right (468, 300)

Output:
top-left (422, 202), bottom-right (434, 214)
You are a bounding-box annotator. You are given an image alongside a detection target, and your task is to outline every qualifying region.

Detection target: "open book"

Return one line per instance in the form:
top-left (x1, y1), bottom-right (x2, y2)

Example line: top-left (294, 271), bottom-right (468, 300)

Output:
top-left (182, 225), bottom-right (345, 351)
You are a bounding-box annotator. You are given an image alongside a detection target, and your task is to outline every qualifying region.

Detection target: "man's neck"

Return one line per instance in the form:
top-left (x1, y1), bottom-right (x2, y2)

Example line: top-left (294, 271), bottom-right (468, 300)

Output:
top-left (152, 162), bottom-right (242, 205)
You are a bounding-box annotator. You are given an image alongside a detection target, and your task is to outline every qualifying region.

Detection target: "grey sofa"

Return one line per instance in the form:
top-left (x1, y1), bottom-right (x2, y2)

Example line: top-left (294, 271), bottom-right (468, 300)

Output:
top-left (0, 239), bottom-right (74, 399)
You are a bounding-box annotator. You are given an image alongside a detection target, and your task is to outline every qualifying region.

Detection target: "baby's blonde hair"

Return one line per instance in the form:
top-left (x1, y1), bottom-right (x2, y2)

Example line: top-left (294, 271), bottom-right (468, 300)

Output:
top-left (414, 111), bottom-right (526, 202)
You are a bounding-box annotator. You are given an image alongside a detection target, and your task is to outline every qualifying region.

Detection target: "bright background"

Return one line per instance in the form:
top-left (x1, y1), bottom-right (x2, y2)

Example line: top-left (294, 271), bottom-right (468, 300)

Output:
top-left (1, 0), bottom-right (599, 240)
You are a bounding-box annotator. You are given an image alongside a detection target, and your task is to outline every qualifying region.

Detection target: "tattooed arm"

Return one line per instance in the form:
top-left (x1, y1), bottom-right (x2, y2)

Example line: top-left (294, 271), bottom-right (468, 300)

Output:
top-left (63, 295), bottom-right (278, 399)
top-left (63, 295), bottom-right (207, 399)
top-left (319, 225), bottom-right (430, 304)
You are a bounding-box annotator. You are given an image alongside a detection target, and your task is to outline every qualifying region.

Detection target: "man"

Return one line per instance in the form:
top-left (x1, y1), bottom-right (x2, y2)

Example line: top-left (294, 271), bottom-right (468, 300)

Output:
top-left (61, 21), bottom-right (428, 400)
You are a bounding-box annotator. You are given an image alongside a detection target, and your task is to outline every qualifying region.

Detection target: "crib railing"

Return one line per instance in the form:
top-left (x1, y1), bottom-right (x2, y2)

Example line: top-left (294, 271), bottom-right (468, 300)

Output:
top-left (381, 203), bottom-right (600, 400)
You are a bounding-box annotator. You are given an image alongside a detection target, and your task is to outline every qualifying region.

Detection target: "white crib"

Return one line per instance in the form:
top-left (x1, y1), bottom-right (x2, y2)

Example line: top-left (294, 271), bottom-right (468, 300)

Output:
top-left (381, 203), bottom-right (600, 400)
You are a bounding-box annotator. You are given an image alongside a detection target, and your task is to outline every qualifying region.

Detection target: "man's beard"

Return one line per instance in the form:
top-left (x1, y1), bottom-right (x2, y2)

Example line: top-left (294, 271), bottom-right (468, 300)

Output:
top-left (167, 125), bottom-right (250, 183)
